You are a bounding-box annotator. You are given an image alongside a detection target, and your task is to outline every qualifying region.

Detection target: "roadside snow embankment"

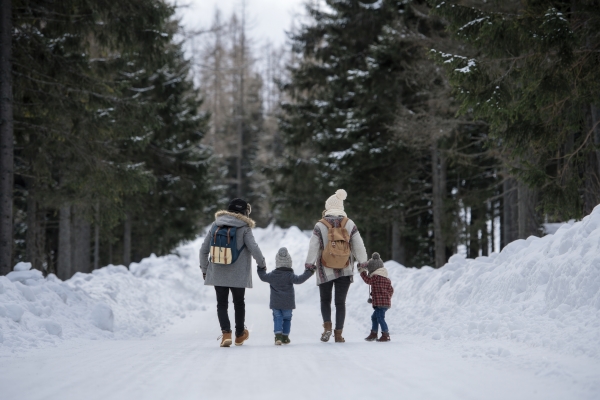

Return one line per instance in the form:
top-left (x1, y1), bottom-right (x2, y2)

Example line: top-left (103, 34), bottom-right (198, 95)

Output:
top-left (0, 241), bottom-right (207, 356)
top-left (1, 207), bottom-right (599, 358)
top-left (346, 207), bottom-right (600, 358)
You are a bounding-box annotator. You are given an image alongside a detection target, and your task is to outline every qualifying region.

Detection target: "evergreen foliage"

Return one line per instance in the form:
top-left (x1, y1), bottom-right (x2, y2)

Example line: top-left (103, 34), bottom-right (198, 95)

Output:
top-left (430, 0), bottom-right (600, 220)
top-left (11, 0), bottom-right (215, 275)
top-left (275, 0), bottom-right (500, 265)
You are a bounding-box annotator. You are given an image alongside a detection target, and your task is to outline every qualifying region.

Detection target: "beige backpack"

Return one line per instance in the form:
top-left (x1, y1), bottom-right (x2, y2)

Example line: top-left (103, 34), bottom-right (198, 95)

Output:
top-left (319, 217), bottom-right (351, 269)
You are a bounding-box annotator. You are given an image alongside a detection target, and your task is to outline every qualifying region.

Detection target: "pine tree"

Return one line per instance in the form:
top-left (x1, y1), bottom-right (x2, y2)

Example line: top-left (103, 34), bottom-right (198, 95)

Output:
top-left (276, 0), bottom-right (503, 265)
top-left (431, 0), bottom-right (600, 220)
top-left (9, 0), bottom-right (215, 276)
top-left (123, 22), bottom-right (214, 261)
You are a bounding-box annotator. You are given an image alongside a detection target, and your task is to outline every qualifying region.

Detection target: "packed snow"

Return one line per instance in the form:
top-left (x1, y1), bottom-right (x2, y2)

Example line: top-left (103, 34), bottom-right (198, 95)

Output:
top-left (1, 207), bottom-right (600, 399)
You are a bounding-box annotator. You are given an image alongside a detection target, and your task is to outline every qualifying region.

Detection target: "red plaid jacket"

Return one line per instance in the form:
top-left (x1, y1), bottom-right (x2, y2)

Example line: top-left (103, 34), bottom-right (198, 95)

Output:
top-left (360, 271), bottom-right (394, 308)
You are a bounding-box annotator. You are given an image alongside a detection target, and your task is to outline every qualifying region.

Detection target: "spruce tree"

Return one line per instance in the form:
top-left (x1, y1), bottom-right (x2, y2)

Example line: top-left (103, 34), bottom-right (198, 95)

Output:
top-left (10, 0), bottom-right (215, 274)
top-left (430, 0), bottom-right (600, 220)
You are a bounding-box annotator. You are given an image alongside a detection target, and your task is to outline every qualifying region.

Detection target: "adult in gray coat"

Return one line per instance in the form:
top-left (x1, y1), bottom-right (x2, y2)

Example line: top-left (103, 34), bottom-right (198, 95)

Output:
top-left (200, 198), bottom-right (266, 347)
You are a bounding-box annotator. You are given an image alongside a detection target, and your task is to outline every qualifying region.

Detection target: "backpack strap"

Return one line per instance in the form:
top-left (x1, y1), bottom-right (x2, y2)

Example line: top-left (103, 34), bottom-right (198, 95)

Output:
top-left (213, 224), bottom-right (218, 243)
top-left (319, 218), bottom-right (332, 229)
top-left (340, 217), bottom-right (349, 229)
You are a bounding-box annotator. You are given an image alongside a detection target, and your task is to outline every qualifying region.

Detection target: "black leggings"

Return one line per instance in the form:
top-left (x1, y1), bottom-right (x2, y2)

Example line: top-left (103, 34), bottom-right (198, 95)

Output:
top-left (215, 286), bottom-right (245, 337)
top-left (319, 276), bottom-right (352, 330)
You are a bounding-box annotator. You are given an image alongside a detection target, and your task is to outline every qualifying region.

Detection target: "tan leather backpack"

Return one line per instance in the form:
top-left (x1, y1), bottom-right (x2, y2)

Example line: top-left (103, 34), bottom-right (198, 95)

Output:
top-left (319, 217), bottom-right (351, 269)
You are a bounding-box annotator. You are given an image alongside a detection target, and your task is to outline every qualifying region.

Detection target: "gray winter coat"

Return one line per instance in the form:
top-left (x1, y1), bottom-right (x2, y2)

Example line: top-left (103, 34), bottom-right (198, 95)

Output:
top-left (200, 210), bottom-right (266, 289)
top-left (257, 267), bottom-right (314, 309)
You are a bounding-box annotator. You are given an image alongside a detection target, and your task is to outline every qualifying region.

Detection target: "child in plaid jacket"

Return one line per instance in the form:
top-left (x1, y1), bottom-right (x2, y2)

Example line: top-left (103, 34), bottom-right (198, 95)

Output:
top-left (358, 252), bottom-right (394, 342)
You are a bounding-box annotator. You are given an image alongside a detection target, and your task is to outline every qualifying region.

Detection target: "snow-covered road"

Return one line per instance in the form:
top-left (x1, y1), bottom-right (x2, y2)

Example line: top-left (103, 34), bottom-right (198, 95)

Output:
top-left (2, 214), bottom-right (600, 399)
top-left (1, 290), bottom-right (597, 400)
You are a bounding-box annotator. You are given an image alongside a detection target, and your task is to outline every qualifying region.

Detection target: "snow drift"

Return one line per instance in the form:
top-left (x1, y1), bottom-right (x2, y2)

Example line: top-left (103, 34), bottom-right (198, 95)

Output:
top-left (0, 243), bottom-right (209, 356)
top-left (345, 207), bottom-right (600, 358)
top-left (1, 206), bottom-right (600, 358)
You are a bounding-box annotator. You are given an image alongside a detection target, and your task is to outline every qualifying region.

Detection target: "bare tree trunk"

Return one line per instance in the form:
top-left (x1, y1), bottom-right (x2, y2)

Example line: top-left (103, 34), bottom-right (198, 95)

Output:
top-left (490, 200), bottom-right (496, 254)
top-left (26, 188), bottom-right (42, 270)
top-left (592, 104), bottom-right (600, 178)
top-left (481, 206), bottom-right (489, 257)
top-left (502, 177), bottom-right (518, 248)
top-left (591, 104), bottom-right (600, 176)
top-left (94, 203), bottom-right (100, 270)
top-left (123, 212), bottom-right (131, 266)
top-left (391, 217), bottom-right (406, 266)
top-left (432, 141), bottom-right (447, 267)
top-left (236, 2), bottom-right (246, 199)
top-left (517, 182), bottom-right (538, 239)
top-left (71, 206), bottom-right (91, 274)
top-left (0, 0), bottom-right (13, 275)
top-left (584, 104), bottom-right (600, 215)
top-left (468, 207), bottom-right (479, 258)
top-left (57, 205), bottom-right (72, 280)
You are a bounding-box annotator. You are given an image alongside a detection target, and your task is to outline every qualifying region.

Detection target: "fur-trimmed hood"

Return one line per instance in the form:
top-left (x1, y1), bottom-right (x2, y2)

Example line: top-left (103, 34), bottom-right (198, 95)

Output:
top-left (215, 210), bottom-right (256, 229)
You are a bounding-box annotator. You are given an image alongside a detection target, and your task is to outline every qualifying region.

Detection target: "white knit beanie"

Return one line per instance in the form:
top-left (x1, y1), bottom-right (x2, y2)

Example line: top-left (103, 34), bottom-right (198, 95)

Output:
top-left (324, 189), bottom-right (347, 217)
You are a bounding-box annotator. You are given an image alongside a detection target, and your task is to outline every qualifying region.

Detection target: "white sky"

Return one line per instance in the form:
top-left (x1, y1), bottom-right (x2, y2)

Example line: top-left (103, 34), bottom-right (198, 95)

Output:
top-left (173, 0), bottom-right (307, 48)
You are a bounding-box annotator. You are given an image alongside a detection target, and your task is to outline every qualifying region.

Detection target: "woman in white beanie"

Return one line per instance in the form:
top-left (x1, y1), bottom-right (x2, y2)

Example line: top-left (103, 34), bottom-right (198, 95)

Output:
top-left (304, 189), bottom-right (368, 342)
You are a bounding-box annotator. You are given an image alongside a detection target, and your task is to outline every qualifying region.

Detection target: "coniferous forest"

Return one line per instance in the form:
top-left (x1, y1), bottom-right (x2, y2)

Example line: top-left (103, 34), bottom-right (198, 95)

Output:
top-left (1, 0), bottom-right (599, 277)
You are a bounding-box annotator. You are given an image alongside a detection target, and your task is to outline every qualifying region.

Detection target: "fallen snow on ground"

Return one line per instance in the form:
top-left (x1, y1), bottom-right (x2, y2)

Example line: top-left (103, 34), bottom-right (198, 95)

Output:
top-left (347, 210), bottom-right (600, 358)
top-left (1, 207), bottom-right (600, 362)
top-left (2, 209), bottom-right (600, 399)
top-left (0, 246), bottom-right (208, 355)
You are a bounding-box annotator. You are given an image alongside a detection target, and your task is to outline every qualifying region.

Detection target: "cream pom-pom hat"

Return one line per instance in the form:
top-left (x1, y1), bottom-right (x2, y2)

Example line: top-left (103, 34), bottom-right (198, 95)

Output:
top-left (324, 189), bottom-right (348, 217)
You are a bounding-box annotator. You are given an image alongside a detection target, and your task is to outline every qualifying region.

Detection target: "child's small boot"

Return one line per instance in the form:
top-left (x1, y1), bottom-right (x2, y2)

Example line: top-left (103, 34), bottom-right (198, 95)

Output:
top-left (282, 335), bottom-right (291, 345)
top-left (334, 329), bottom-right (345, 343)
top-left (377, 332), bottom-right (390, 342)
top-left (365, 330), bottom-right (378, 341)
top-left (274, 333), bottom-right (283, 345)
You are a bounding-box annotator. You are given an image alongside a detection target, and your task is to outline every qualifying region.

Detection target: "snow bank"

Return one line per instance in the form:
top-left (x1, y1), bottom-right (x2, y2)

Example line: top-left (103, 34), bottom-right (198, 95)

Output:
top-left (345, 207), bottom-right (600, 358)
top-left (0, 241), bottom-right (209, 356)
top-left (2, 207), bottom-right (600, 358)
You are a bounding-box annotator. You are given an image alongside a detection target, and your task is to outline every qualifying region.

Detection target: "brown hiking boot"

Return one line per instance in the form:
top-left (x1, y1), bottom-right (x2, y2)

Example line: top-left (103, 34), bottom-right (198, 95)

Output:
top-left (365, 330), bottom-right (378, 341)
top-left (321, 321), bottom-right (333, 342)
top-left (377, 332), bottom-right (390, 342)
top-left (334, 329), bottom-right (345, 343)
top-left (219, 330), bottom-right (232, 347)
top-left (234, 329), bottom-right (250, 346)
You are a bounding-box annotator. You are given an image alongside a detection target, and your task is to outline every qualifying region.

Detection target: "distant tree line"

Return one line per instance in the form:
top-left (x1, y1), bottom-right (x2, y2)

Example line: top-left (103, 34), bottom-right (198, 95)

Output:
top-left (272, 0), bottom-right (600, 267)
top-left (192, 6), bottom-right (287, 227)
top-left (0, 0), bottom-right (215, 277)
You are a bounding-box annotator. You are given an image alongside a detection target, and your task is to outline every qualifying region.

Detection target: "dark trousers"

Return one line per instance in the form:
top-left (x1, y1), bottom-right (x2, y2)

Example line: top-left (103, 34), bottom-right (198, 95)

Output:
top-left (319, 276), bottom-right (352, 330)
top-left (215, 286), bottom-right (245, 337)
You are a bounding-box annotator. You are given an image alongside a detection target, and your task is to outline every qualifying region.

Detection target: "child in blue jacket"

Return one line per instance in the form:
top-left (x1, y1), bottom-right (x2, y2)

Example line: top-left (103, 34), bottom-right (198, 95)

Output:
top-left (257, 247), bottom-right (315, 344)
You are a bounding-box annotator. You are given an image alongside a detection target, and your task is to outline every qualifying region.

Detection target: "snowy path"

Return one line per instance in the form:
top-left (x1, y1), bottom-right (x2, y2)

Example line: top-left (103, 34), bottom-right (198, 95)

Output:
top-left (2, 220), bottom-right (600, 399)
top-left (1, 289), bottom-right (596, 400)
